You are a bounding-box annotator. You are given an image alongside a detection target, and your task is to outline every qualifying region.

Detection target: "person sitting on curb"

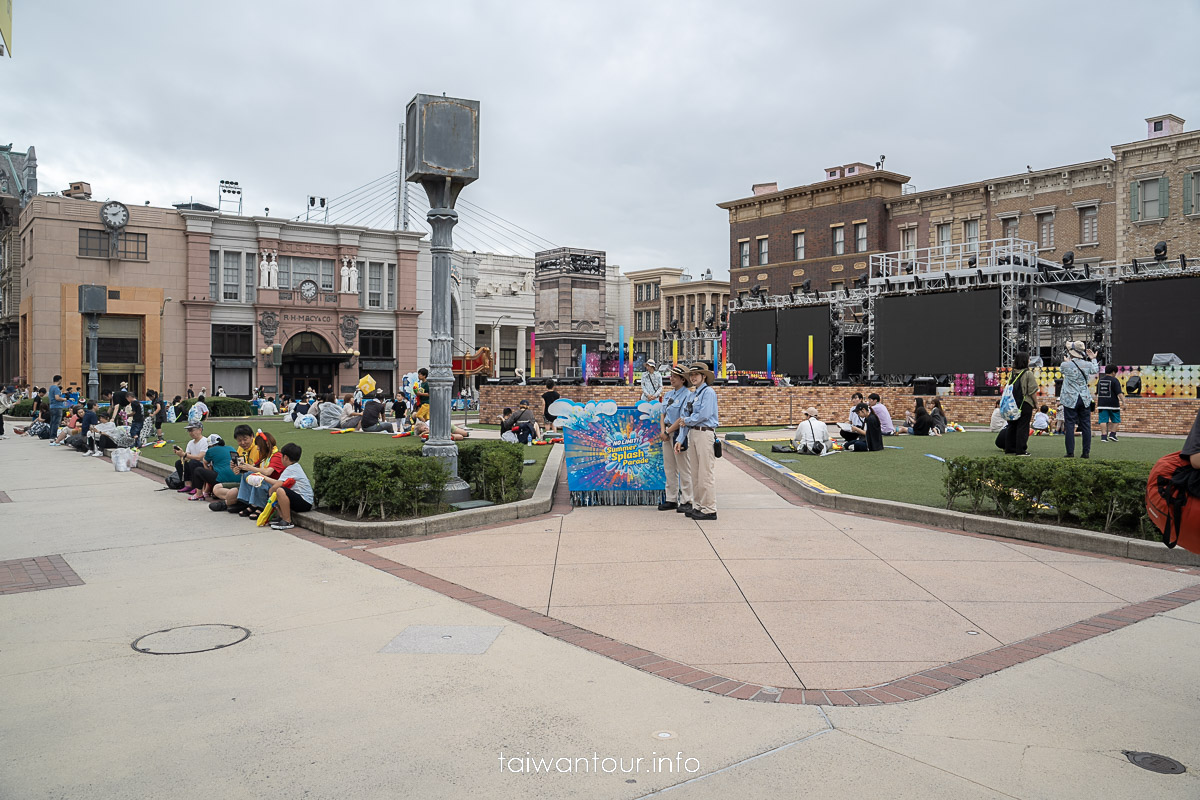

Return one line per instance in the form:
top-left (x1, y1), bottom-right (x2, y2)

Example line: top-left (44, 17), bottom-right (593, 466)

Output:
top-left (49, 406), bottom-right (84, 447)
top-left (792, 406), bottom-right (830, 454)
top-left (500, 399), bottom-right (541, 444)
top-left (171, 422), bottom-right (210, 492)
top-left (260, 443), bottom-right (313, 531)
top-left (190, 434), bottom-right (238, 502)
top-left (215, 428), bottom-right (284, 518)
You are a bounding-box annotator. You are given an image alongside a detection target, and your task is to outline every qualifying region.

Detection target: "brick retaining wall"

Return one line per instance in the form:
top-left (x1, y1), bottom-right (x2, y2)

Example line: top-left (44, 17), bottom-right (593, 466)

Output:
top-left (480, 386), bottom-right (1200, 436)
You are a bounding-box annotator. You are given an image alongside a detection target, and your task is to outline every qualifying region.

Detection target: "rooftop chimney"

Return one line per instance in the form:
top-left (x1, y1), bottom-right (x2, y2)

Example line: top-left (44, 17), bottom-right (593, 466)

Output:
top-left (752, 182), bottom-right (778, 196)
top-left (1146, 114), bottom-right (1185, 140)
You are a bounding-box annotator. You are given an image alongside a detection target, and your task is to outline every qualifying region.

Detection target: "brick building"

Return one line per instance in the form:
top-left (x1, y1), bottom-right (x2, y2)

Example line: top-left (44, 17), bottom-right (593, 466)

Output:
top-left (1113, 114), bottom-right (1200, 263)
top-left (0, 144), bottom-right (36, 384)
top-left (626, 266), bottom-right (680, 363)
top-left (718, 165), bottom-right (911, 299)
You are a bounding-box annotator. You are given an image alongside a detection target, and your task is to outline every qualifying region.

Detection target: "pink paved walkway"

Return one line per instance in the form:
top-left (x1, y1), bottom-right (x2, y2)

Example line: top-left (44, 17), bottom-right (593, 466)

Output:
top-left (369, 456), bottom-right (1200, 692)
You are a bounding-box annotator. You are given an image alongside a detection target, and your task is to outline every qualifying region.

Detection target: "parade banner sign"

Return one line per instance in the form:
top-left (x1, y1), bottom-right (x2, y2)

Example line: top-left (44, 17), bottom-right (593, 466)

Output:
top-left (548, 399), bottom-right (665, 506)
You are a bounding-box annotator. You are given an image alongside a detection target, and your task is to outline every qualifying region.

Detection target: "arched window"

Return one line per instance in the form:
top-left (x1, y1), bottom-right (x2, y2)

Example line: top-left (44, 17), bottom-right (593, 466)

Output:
top-left (282, 332), bottom-right (332, 356)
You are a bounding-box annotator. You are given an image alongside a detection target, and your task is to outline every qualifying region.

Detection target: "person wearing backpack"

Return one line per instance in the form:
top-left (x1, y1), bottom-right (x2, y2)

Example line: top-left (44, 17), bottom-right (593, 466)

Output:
top-left (1002, 351), bottom-right (1038, 456)
top-left (1059, 341), bottom-right (1098, 459)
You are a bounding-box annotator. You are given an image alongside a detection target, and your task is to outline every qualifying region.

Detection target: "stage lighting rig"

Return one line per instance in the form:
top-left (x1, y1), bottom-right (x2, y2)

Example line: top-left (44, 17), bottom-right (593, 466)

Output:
top-left (1062, 251), bottom-right (1074, 268)
top-left (800, 279), bottom-right (812, 294)
top-left (967, 255), bottom-right (977, 268)
top-left (1154, 241), bottom-right (1167, 261)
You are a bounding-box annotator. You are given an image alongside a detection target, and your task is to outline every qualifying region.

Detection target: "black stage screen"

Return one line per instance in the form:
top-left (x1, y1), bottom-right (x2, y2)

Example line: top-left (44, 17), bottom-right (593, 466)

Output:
top-left (1111, 276), bottom-right (1200, 365)
top-left (874, 289), bottom-right (1001, 375)
top-left (729, 309), bottom-right (775, 371)
top-left (776, 305), bottom-right (831, 377)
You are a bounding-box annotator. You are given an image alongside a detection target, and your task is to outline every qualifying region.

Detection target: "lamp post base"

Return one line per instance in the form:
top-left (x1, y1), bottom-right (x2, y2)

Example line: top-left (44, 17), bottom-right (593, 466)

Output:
top-left (442, 476), bottom-right (472, 505)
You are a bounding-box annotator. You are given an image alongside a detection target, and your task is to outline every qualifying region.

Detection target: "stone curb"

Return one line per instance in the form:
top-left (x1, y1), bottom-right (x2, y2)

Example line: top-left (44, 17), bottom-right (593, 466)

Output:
top-left (132, 443), bottom-right (563, 539)
top-left (722, 439), bottom-right (1200, 568)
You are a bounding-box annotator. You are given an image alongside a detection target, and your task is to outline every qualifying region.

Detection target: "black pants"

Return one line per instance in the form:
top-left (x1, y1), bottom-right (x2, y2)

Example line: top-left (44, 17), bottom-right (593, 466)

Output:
top-left (193, 467), bottom-right (220, 490)
top-left (89, 434), bottom-right (118, 453)
top-left (175, 459), bottom-right (203, 485)
top-left (1003, 405), bottom-right (1033, 454)
top-left (516, 422), bottom-right (536, 444)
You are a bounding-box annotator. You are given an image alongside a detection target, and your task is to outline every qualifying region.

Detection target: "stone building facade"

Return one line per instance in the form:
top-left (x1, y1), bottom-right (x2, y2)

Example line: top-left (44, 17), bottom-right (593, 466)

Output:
top-left (718, 166), bottom-right (911, 299)
top-left (626, 266), bottom-right (682, 364)
top-left (1113, 114), bottom-right (1200, 263)
top-left (0, 143), bottom-right (37, 384)
top-left (625, 267), bottom-right (730, 366)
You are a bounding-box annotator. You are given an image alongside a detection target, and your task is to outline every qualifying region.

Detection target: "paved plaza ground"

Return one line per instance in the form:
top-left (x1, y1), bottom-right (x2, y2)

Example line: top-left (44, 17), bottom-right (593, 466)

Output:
top-left (3, 433), bottom-right (1200, 798)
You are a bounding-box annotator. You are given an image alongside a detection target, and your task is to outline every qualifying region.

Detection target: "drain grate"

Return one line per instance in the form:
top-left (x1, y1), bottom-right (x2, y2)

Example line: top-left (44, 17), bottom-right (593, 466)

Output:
top-left (132, 624), bottom-right (251, 655)
top-left (1123, 751), bottom-right (1186, 774)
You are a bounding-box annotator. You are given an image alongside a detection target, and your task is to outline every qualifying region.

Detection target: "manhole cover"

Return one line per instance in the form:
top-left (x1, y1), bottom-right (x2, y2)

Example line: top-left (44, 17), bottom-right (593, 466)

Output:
top-left (1123, 751), bottom-right (1186, 774)
top-left (132, 624), bottom-right (251, 655)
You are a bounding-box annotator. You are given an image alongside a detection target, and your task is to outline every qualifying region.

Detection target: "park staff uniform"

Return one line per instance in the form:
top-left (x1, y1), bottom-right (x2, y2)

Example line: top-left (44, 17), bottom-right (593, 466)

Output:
top-left (640, 362), bottom-right (663, 402)
top-left (661, 382), bottom-right (693, 508)
top-left (677, 366), bottom-right (719, 517)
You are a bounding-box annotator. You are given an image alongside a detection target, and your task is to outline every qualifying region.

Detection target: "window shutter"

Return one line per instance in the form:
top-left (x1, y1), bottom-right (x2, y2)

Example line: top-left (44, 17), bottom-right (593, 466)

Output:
top-left (1159, 177), bottom-right (1169, 218)
top-left (1184, 172), bottom-right (1194, 216)
top-left (1129, 181), bottom-right (1139, 222)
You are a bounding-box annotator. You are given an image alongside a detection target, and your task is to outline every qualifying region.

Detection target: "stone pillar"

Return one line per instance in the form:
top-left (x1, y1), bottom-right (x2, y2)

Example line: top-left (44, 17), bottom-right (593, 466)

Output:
top-left (491, 324), bottom-right (501, 376)
top-left (516, 326), bottom-right (526, 374)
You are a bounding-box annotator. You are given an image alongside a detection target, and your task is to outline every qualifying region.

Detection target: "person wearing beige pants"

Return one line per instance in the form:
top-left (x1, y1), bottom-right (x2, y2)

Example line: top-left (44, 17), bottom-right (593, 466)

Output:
top-left (675, 362), bottom-right (719, 520)
top-left (658, 365), bottom-right (693, 513)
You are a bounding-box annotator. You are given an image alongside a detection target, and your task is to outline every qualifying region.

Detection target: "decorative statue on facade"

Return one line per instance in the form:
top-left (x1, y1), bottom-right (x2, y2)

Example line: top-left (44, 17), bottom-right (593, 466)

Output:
top-left (522, 271), bottom-right (534, 292)
top-left (259, 251), bottom-right (271, 288)
top-left (348, 261), bottom-right (360, 294)
top-left (266, 251), bottom-right (279, 289)
top-left (340, 257), bottom-right (351, 293)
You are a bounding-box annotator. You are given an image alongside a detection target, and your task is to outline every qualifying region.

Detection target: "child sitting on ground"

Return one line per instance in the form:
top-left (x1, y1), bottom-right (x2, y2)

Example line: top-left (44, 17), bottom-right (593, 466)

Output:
top-left (1031, 404), bottom-right (1051, 435)
top-left (261, 443), bottom-right (313, 531)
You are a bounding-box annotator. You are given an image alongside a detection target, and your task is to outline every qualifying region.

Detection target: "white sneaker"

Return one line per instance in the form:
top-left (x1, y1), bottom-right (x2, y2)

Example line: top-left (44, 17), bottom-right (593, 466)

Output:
top-left (90, 450), bottom-right (103, 457)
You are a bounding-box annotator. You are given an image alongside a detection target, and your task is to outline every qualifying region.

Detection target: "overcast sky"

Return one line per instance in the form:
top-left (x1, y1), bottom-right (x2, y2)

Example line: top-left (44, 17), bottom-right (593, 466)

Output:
top-left (6, 0), bottom-right (1199, 278)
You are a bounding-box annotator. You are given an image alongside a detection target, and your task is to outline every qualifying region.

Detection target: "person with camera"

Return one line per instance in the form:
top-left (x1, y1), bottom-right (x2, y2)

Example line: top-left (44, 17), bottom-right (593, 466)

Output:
top-left (1060, 341), bottom-right (1098, 459)
top-left (658, 365), bottom-right (693, 512)
top-left (675, 362), bottom-right (719, 521)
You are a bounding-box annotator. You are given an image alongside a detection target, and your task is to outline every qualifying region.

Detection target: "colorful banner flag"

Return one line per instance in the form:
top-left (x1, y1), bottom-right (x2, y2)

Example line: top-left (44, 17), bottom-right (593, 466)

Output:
top-left (548, 399), bottom-right (665, 505)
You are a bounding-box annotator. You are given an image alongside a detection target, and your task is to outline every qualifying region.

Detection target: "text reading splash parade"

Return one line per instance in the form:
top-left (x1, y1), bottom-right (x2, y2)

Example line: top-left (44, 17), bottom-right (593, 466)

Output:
top-left (550, 399), bottom-right (666, 505)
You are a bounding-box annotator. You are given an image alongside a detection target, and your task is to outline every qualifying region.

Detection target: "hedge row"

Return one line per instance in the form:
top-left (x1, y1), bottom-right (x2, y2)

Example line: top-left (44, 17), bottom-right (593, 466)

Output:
top-left (181, 397), bottom-right (255, 418)
top-left (943, 456), bottom-right (1152, 536)
top-left (312, 440), bottom-right (526, 520)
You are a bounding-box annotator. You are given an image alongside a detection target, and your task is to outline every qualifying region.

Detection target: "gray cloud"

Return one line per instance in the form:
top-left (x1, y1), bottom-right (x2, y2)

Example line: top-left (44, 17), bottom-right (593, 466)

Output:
top-left (7, 0), bottom-right (1199, 277)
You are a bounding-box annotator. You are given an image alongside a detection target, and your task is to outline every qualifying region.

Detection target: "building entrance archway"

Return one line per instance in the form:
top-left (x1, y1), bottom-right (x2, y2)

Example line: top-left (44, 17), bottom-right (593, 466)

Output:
top-left (280, 331), bottom-right (340, 398)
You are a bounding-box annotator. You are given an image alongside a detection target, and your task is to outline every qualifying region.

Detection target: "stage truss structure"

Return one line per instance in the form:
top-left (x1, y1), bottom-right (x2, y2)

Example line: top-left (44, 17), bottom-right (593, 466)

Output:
top-left (728, 239), bottom-right (1199, 377)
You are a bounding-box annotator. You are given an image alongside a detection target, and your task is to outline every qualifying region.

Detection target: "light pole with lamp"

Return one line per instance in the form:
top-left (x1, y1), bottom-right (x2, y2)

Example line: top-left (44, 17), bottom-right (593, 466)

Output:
top-left (159, 297), bottom-right (172, 400)
top-left (490, 314), bottom-right (510, 378)
top-left (405, 93), bottom-right (480, 503)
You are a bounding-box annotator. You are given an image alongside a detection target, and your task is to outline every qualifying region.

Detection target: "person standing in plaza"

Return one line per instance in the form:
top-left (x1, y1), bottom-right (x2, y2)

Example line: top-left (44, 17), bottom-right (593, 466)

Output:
top-left (676, 362), bottom-right (718, 520)
top-left (1003, 351), bottom-right (1038, 456)
top-left (658, 365), bottom-right (693, 512)
top-left (1060, 341), bottom-right (1098, 459)
top-left (640, 360), bottom-right (663, 403)
top-left (47, 375), bottom-right (67, 439)
top-left (1096, 364), bottom-right (1123, 442)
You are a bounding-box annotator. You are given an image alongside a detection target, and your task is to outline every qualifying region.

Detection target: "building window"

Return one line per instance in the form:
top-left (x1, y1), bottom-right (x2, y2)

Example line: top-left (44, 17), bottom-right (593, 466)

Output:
top-left (368, 262), bottom-right (383, 308)
top-left (116, 232), bottom-right (148, 260)
top-left (653, 309), bottom-right (660, 330)
top-left (244, 253), bottom-right (256, 303)
top-left (793, 232), bottom-right (805, 260)
top-left (209, 250), bottom-right (219, 301)
top-left (937, 223), bottom-right (952, 255)
top-left (79, 229), bottom-right (108, 257)
top-left (320, 259), bottom-right (335, 291)
top-left (359, 329), bottom-right (394, 359)
top-left (637, 284), bottom-right (644, 302)
top-left (653, 282), bottom-right (660, 299)
top-left (289, 256), bottom-right (319, 290)
top-left (1036, 213), bottom-right (1054, 249)
top-left (85, 315), bottom-right (141, 364)
top-left (758, 238), bottom-right (768, 265)
top-left (1002, 217), bottom-right (1019, 240)
top-left (964, 219), bottom-right (980, 253)
top-left (854, 223), bottom-right (867, 253)
top-left (901, 227), bottom-right (916, 259)
top-left (738, 290), bottom-right (749, 301)
top-left (223, 251), bottom-right (241, 301)
top-left (833, 227), bottom-right (845, 256)
top-left (211, 324), bottom-right (252, 356)
top-left (1133, 177), bottom-right (1165, 221)
top-left (387, 263), bottom-right (396, 309)
top-left (1079, 206), bottom-right (1098, 244)
top-left (277, 257), bottom-right (291, 289)
top-left (498, 348), bottom-right (516, 373)
top-left (739, 241), bottom-right (750, 267)
top-left (829, 280), bottom-right (845, 295)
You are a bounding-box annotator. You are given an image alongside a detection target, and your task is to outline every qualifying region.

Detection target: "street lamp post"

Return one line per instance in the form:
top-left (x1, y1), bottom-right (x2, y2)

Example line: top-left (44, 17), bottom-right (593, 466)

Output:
top-left (159, 297), bottom-right (172, 399)
top-left (405, 94), bottom-right (480, 503)
top-left (491, 314), bottom-right (510, 377)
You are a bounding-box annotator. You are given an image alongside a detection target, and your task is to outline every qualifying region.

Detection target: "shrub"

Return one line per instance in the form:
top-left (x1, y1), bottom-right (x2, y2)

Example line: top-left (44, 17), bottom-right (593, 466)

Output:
top-left (205, 398), bottom-right (254, 417)
top-left (313, 449), bottom-right (448, 520)
top-left (458, 440), bottom-right (525, 503)
top-left (9, 398), bottom-right (34, 417)
top-left (942, 456), bottom-right (1153, 536)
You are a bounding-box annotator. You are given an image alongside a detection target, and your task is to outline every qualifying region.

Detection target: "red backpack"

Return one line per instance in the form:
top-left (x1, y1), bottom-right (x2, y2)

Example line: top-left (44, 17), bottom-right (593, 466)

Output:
top-left (1146, 452), bottom-right (1200, 554)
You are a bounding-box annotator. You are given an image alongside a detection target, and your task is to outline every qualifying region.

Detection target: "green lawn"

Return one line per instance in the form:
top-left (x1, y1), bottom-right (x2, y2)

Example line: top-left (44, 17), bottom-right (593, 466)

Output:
top-left (141, 420), bottom-right (550, 498)
top-left (740, 431), bottom-right (1185, 509)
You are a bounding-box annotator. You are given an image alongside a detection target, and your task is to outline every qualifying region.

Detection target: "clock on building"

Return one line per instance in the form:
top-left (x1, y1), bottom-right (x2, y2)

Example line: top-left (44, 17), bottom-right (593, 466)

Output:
top-left (299, 280), bottom-right (318, 302)
top-left (100, 201), bottom-right (130, 230)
